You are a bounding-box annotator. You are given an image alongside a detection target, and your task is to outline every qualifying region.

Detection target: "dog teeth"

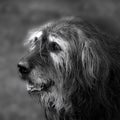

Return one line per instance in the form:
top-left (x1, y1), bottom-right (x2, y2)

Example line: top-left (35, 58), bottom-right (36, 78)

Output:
top-left (26, 83), bottom-right (43, 92)
top-left (30, 88), bottom-right (42, 92)
top-left (26, 83), bottom-right (34, 91)
top-left (26, 80), bottom-right (54, 92)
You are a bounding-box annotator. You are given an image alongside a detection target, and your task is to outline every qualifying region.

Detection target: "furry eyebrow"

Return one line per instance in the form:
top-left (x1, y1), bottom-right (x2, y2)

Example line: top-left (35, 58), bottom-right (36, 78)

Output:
top-left (29, 31), bottom-right (43, 41)
top-left (48, 34), bottom-right (68, 51)
top-left (24, 30), bottom-right (43, 51)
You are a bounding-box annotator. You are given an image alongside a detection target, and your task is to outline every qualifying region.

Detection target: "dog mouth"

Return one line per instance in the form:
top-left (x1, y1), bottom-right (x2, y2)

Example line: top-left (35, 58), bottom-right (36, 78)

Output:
top-left (26, 79), bottom-right (55, 94)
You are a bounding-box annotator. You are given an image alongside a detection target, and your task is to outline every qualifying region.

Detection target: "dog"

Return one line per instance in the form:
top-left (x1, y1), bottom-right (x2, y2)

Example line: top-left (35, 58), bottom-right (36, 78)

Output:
top-left (18, 17), bottom-right (120, 120)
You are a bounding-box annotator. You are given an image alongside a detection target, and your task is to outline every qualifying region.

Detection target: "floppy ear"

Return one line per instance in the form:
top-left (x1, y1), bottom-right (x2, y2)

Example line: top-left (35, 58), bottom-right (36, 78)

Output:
top-left (81, 39), bottom-right (109, 87)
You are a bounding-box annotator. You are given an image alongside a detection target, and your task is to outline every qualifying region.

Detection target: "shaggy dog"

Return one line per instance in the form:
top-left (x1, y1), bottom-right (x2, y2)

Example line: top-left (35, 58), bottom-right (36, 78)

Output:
top-left (18, 17), bottom-right (120, 120)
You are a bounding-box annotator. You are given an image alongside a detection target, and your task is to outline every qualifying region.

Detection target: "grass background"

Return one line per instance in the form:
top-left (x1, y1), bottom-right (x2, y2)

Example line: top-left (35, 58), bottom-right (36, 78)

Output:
top-left (0, 0), bottom-right (120, 120)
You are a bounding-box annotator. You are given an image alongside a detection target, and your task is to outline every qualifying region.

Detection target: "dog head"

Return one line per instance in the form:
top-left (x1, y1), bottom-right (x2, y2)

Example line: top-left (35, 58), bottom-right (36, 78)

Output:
top-left (18, 17), bottom-right (112, 119)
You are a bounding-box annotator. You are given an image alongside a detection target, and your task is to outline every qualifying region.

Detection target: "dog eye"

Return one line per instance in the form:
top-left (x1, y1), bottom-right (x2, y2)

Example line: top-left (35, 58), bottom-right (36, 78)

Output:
top-left (48, 42), bottom-right (61, 52)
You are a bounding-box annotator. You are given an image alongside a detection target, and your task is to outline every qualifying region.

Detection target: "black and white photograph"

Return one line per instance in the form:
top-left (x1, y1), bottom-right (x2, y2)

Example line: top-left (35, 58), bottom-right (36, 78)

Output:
top-left (0, 0), bottom-right (120, 120)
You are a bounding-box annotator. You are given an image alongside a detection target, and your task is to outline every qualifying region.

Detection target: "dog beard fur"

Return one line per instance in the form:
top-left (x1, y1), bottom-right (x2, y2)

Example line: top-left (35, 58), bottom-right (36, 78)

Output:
top-left (19, 17), bottom-right (120, 120)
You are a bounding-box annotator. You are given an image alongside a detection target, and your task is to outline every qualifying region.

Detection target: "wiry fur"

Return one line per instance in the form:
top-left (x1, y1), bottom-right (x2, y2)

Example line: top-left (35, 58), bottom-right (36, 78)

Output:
top-left (19, 17), bottom-right (120, 120)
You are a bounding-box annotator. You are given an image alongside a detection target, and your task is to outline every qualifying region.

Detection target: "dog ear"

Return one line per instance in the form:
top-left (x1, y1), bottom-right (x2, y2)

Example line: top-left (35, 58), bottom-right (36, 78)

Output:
top-left (81, 39), bottom-right (109, 87)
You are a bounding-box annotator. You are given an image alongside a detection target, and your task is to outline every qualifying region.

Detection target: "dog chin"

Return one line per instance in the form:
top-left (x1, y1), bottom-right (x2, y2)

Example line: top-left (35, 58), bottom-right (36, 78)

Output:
top-left (26, 79), bottom-right (55, 95)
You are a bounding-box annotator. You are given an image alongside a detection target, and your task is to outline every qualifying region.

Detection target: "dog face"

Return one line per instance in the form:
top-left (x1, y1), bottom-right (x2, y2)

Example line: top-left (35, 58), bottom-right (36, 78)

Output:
top-left (18, 22), bottom-right (74, 111)
top-left (18, 17), bottom-right (111, 119)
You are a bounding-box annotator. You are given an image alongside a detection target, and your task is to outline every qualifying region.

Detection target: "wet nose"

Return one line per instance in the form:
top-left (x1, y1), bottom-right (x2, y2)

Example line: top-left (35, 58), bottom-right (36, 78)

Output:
top-left (17, 61), bottom-right (31, 76)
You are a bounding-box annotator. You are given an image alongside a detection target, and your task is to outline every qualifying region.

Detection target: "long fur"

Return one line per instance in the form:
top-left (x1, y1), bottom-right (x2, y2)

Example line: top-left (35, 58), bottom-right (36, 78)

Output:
top-left (20, 17), bottom-right (120, 120)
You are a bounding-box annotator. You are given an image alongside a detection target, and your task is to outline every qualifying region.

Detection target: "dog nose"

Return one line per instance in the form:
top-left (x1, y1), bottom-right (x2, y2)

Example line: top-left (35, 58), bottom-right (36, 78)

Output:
top-left (17, 61), bottom-right (31, 75)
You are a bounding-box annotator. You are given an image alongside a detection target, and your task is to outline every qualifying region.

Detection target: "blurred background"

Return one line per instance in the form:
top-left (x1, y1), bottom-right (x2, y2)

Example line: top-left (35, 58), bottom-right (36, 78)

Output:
top-left (0, 0), bottom-right (120, 120)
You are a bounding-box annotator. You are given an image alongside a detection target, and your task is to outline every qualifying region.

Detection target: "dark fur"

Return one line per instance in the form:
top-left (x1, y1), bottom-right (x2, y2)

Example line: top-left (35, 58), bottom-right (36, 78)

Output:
top-left (19, 17), bottom-right (120, 120)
